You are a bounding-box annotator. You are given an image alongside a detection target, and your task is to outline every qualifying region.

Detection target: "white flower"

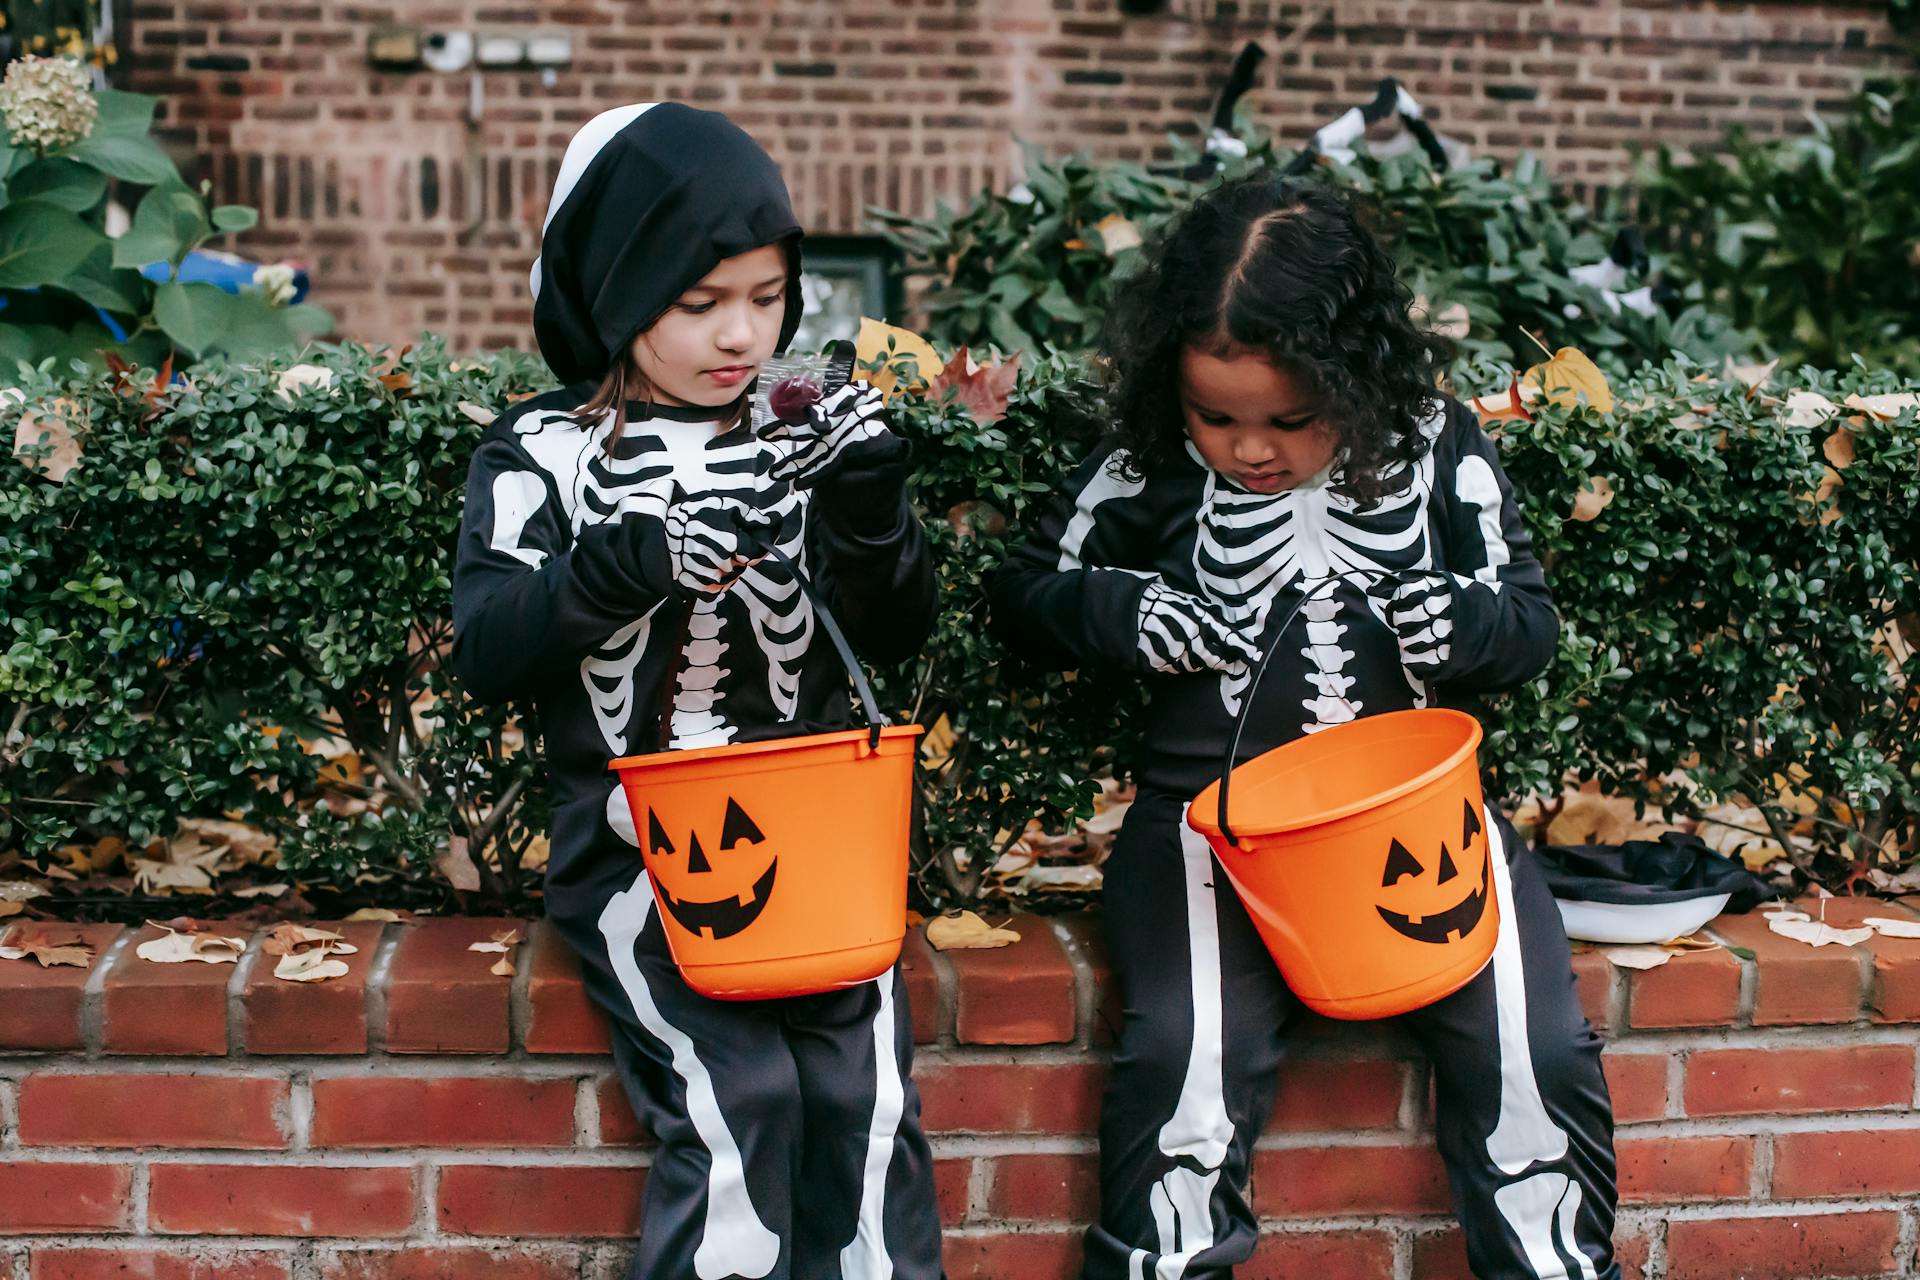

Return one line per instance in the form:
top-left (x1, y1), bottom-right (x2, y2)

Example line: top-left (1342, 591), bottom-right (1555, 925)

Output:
top-left (1006, 182), bottom-right (1035, 206)
top-left (253, 263), bottom-right (298, 307)
top-left (0, 56), bottom-right (98, 155)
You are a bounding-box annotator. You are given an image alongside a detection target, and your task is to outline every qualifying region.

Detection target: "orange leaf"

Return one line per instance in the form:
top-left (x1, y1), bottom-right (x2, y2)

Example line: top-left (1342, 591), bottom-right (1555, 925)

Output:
top-left (928, 346), bottom-right (1022, 426)
top-left (0, 925), bottom-right (93, 968)
top-left (1468, 378), bottom-right (1533, 426)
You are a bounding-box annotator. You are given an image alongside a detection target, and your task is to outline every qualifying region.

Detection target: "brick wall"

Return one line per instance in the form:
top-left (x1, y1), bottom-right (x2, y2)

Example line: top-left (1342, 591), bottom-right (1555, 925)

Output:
top-left (4, 897), bottom-right (1920, 1278)
top-left (118, 1), bottom-right (1911, 351)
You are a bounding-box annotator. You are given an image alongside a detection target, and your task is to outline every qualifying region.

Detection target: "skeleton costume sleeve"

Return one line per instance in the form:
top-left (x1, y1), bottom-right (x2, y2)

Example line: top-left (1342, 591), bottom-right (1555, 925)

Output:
top-left (1421, 400), bottom-right (1559, 692)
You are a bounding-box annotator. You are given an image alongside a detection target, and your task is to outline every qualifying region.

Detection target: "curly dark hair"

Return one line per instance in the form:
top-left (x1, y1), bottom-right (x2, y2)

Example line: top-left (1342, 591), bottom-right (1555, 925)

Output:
top-left (1103, 174), bottom-right (1453, 504)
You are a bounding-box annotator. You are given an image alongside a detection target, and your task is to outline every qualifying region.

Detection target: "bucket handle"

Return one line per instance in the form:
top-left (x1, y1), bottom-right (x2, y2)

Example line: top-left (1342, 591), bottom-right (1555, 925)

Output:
top-left (763, 543), bottom-right (890, 751)
top-left (1214, 567), bottom-right (1423, 847)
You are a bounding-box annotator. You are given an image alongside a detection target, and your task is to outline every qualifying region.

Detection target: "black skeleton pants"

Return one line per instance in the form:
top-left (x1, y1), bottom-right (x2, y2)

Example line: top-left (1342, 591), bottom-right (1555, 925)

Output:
top-left (549, 859), bottom-right (945, 1280)
top-left (1083, 792), bottom-right (1619, 1280)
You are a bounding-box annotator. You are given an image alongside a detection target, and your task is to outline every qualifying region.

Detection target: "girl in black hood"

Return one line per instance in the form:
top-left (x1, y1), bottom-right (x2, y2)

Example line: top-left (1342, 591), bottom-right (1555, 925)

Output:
top-left (452, 103), bottom-right (944, 1279)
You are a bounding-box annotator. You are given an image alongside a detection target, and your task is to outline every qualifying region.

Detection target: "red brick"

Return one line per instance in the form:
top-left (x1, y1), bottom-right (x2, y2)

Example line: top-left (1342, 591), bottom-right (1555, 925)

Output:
top-left (18, 1074), bottom-right (287, 1149)
top-left (1711, 910), bottom-right (1864, 1024)
top-left (383, 918), bottom-right (521, 1053)
top-left (1806, 897), bottom-right (1920, 1023)
top-left (1569, 948), bottom-right (1613, 1032)
top-left (318, 1247), bottom-right (579, 1280)
top-left (242, 920), bottom-right (383, 1054)
top-left (0, 924), bottom-right (123, 1051)
top-left (1616, 1134), bottom-right (1752, 1202)
top-left (1602, 1052), bottom-right (1671, 1123)
top-left (943, 1231), bottom-right (1080, 1280)
top-left (148, 1165), bottom-right (416, 1237)
top-left (983, 1152), bottom-right (1098, 1221)
top-left (594, 1075), bottom-right (651, 1145)
top-left (102, 922), bottom-right (238, 1055)
top-left (934, 1155), bottom-right (972, 1224)
top-left (0, 1162), bottom-right (133, 1233)
top-left (898, 924), bottom-right (943, 1045)
top-left (435, 1165), bottom-right (644, 1237)
top-left (1242, 1231), bottom-right (1397, 1280)
top-left (1252, 1143), bottom-right (1451, 1216)
top-left (916, 1062), bottom-right (1104, 1134)
top-left (1052, 911), bottom-right (1120, 1046)
top-left (31, 1248), bottom-right (290, 1279)
top-left (523, 922), bottom-right (611, 1054)
top-left (1625, 945), bottom-right (1742, 1029)
top-left (948, 913), bottom-right (1076, 1045)
top-left (310, 1076), bottom-right (576, 1147)
top-left (1771, 1128), bottom-right (1920, 1197)
top-left (1270, 1057), bottom-right (1405, 1131)
top-left (1683, 1046), bottom-right (1915, 1115)
top-left (1416, 1223), bottom-right (1644, 1279)
top-left (1667, 1211), bottom-right (1903, 1280)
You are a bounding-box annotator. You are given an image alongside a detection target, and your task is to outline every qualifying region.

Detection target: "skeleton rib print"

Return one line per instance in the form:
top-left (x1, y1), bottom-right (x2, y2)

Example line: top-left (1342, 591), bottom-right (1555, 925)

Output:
top-left (511, 406), bottom-right (816, 757)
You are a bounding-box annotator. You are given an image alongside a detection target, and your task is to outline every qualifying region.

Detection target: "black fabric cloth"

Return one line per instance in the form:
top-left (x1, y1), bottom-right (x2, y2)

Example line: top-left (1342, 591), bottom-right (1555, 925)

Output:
top-left (1537, 832), bottom-right (1778, 912)
top-left (990, 396), bottom-right (1558, 799)
top-left (531, 102), bottom-right (804, 385)
top-left (1087, 798), bottom-right (1619, 1280)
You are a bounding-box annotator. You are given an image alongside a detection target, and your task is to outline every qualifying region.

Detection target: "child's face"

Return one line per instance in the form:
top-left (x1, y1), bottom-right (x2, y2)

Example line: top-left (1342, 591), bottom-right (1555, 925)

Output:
top-left (630, 243), bottom-right (790, 408)
top-left (1177, 345), bottom-right (1338, 494)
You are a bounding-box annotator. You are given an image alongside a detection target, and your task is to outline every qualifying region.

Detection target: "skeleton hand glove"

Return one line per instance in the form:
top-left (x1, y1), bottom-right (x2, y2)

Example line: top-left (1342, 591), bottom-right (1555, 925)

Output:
top-left (1135, 580), bottom-right (1259, 675)
top-left (663, 493), bottom-right (778, 596)
top-left (1366, 571), bottom-right (1456, 676)
top-left (761, 381), bottom-right (895, 488)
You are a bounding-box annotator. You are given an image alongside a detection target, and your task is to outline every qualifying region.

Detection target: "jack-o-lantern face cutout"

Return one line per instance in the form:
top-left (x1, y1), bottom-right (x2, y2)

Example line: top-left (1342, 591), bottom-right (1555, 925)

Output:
top-left (1375, 800), bottom-right (1489, 944)
top-left (648, 798), bottom-right (777, 941)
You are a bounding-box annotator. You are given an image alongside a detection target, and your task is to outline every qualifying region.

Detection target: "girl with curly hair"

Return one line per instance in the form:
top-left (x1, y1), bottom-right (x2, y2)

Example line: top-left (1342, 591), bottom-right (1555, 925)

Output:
top-left (992, 175), bottom-right (1619, 1279)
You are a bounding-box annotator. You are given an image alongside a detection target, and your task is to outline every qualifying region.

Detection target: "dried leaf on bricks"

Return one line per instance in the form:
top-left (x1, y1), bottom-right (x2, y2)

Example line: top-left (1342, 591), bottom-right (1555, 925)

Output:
top-left (1864, 917), bottom-right (1920, 940)
top-left (0, 925), bottom-right (93, 968)
top-left (274, 948), bottom-right (349, 983)
top-left (925, 910), bottom-right (1021, 951)
top-left (469, 929), bottom-right (521, 955)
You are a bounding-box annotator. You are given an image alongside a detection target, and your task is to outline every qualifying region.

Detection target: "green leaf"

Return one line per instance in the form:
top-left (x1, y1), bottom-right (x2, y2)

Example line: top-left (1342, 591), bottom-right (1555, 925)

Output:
top-left (7, 158), bottom-right (108, 213)
top-left (58, 244), bottom-right (148, 314)
top-left (0, 203), bottom-right (100, 289)
top-left (62, 131), bottom-right (180, 186)
top-left (113, 183), bottom-right (211, 272)
top-left (210, 205), bottom-right (259, 234)
top-left (153, 280), bottom-right (242, 355)
top-left (92, 90), bottom-right (160, 137)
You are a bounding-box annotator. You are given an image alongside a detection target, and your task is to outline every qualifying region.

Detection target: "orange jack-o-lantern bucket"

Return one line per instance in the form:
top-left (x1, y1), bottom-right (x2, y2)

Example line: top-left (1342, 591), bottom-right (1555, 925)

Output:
top-left (609, 545), bottom-right (920, 1001)
top-left (1186, 577), bottom-right (1501, 1020)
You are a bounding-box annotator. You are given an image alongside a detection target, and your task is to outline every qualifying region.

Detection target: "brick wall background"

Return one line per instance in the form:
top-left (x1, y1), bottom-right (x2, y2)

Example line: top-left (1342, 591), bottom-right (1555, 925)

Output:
top-left (4, 898), bottom-right (1920, 1278)
top-left (117, 0), bottom-right (1913, 353)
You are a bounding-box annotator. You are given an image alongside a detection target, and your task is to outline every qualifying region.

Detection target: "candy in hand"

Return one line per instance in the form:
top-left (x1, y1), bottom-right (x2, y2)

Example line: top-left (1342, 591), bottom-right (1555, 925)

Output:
top-left (767, 374), bottom-right (824, 424)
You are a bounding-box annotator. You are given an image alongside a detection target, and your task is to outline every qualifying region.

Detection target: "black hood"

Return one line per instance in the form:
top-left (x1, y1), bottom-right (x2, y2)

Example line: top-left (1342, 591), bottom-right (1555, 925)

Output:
top-left (530, 102), bottom-right (804, 386)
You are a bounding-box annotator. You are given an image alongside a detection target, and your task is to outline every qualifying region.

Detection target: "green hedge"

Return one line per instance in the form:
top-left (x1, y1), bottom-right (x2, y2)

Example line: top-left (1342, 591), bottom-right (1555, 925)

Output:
top-left (3, 341), bottom-right (1915, 905)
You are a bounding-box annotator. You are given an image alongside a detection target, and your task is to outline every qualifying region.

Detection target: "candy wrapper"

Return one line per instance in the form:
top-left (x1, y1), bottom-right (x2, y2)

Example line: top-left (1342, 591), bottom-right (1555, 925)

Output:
top-left (749, 340), bottom-right (857, 435)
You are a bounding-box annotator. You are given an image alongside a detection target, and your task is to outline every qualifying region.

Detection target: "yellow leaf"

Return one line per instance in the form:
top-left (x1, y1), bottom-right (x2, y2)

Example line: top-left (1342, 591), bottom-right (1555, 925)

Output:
top-left (136, 926), bottom-right (245, 965)
top-left (0, 901), bottom-right (21, 919)
top-left (854, 317), bottom-right (945, 398)
top-left (1521, 347), bottom-right (1613, 415)
top-left (924, 910), bottom-right (1021, 951)
top-left (1093, 212), bottom-right (1143, 256)
top-left (343, 907), bottom-right (404, 922)
top-left (1721, 356), bottom-right (1778, 396)
top-left (230, 884), bottom-right (290, 900)
top-left (1570, 476), bottom-right (1614, 523)
top-left (1842, 392), bottom-right (1920, 422)
top-left (490, 955), bottom-right (515, 977)
top-left (1601, 946), bottom-right (1673, 970)
top-left (457, 401), bottom-right (496, 426)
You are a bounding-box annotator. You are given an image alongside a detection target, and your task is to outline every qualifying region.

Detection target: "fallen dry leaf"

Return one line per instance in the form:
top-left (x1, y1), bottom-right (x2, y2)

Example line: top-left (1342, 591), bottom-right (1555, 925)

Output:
top-left (1863, 917), bottom-right (1920, 940)
top-left (1722, 356), bottom-right (1778, 395)
top-left (1602, 946), bottom-right (1673, 970)
top-left (469, 929), bottom-right (522, 955)
top-left (230, 884), bottom-right (290, 900)
top-left (490, 955), bottom-right (515, 977)
top-left (1570, 476), bottom-right (1615, 523)
top-left (342, 907), bottom-right (405, 922)
top-left (1093, 212), bottom-right (1143, 256)
top-left (927, 346), bottom-right (1021, 426)
top-left (457, 401), bottom-right (496, 426)
top-left (1822, 427), bottom-right (1857, 470)
top-left (12, 397), bottom-right (83, 483)
top-left (0, 901), bottom-right (21, 919)
top-left (433, 836), bottom-right (481, 894)
top-left (1660, 934), bottom-right (1722, 953)
top-left (1467, 378), bottom-right (1533, 427)
top-left (274, 949), bottom-right (349, 982)
top-left (1765, 914), bottom-right (1873, 948)
top-left (1523, 346), bottom-right (1613, 415)
top-left (1841, 392), bottom-right (1920, 422)
top-left (261, 923), bottom-right (355, 957)
top-left (0, 880), bottom-right (51, 903)
top-left (136, 925), bottom-right (246, 965)
top-left (1781, 390), bottom-right (1838, 428)
top-left (925, 910), bottom-right (1021, 951)
top-left (0, 926), bottom-right (93, 968)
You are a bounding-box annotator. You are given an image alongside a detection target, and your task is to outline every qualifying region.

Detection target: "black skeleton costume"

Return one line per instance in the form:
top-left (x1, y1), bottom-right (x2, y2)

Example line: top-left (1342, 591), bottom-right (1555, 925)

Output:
top-left (452, 103), bottom-right (942, 1280)
top-left (993, 400), bottom-right (1619, 1280)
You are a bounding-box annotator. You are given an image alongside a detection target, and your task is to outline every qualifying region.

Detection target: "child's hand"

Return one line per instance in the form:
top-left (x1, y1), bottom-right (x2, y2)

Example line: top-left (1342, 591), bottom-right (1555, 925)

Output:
top-left (664, 493), bottom-right (777, 596)
top-left (761, 381), bottom-right (894, 488)
top-left (1136, 580), bottom-right (1259, 674)
top-left (1366, 571), bottom-right (1456, 675)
